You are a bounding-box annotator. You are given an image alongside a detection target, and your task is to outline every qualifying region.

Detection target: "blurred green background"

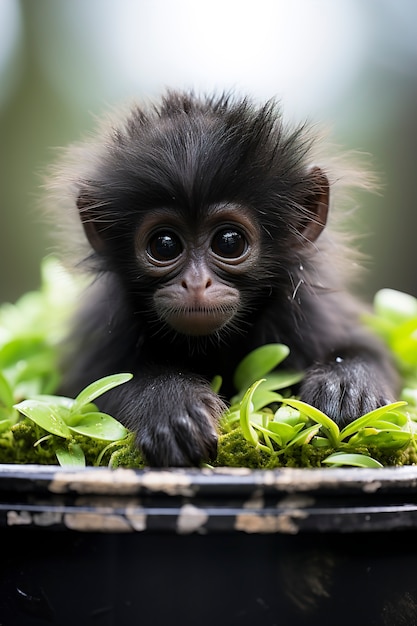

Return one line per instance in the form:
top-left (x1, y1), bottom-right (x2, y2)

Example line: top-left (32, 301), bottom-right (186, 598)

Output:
top-left (1, 0), bottom-right (417, 304)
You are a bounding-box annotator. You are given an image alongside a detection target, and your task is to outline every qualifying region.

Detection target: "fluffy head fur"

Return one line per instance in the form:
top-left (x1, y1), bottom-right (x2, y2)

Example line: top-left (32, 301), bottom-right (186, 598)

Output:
top-left (45, 90), bottom-right (376, 291)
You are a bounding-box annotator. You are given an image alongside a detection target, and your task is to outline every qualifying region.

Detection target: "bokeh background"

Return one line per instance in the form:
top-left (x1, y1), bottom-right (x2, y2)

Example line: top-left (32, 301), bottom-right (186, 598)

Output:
top-left (1, 0), bottom-right (417, 304)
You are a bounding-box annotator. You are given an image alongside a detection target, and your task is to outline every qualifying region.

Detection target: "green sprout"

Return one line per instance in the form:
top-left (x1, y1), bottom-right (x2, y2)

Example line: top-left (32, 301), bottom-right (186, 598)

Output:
top-left (218, 353), bottom-right (414, 469)
top-left (364, 288), bottom-right (417, 388)
top-left (13, 374), bottom-right (132, 467)
top-left (217, 300), bottom-right (417, 469)
top-left (0, 259), bottom-right (140, 468)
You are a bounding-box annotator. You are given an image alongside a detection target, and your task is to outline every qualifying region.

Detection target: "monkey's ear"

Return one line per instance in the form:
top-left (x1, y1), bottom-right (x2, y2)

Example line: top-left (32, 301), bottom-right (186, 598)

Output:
top-left (297, 166), bottom-right (329, 247)
top-left (76, 191), bottom-right (107, 253)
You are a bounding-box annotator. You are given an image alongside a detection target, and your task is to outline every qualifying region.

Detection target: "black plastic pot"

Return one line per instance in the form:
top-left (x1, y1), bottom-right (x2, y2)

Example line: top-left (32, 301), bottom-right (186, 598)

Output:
top-left (2, 464), bottom-right (417, 626)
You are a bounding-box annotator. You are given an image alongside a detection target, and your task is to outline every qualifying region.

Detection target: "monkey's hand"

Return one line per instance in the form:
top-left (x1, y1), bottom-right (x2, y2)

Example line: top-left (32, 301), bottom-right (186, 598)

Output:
top-left (300, 356), bottom-right (396, 427)
top-left (115, 373), bottom-right (223, 467)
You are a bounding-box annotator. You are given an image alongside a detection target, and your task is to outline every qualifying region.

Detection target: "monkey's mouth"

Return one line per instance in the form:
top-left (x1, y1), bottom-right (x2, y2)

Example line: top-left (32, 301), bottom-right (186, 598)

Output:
top-left (162, 306), bottom-right (237, 336)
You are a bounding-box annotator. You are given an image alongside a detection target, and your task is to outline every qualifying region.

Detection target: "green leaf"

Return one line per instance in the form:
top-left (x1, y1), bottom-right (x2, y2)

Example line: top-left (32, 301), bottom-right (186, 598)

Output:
top-left (239, 380), bottom-right (265, 446)
top-left (362, 312), bottom-right (396, 342)
top-left (348, 428), bottom-right (411, 450)
top-left (56, 443), bottom-right (86, 467)
top-left (31, 394), bottom-right (75, 409)
top-left (233, 344), bottom-right (289, 392)
top-left (231, 371), bottom-right (304, 405)
top-left (374, 289), bottom-right (417, 325)
top-left (253, 424), bottom-right (282, 447)
top-left (339, 401), bottom-right (407, 441)
top-left (0, 371), bottom-right (14, 408)
top-left (251, 389), bottom-right (283, 412)
top-left (220, 407), bottom-right (240, 429)
top-left (401, 388), bottom-right (417, 406)
top-left (68, 412), bottom-right (129, 441)
top-left (322, 453), bottom-right (383, 468)
top-left (0, 337), bottom-right (46, 369)
top-left (259, 371), bottom-right (304, 392)
top-left (210, 375), bottom-right (222, 394)
top-left (361, 419), bottom-right (403, 431)
top-left (311, 436), bottom-right (333, 448)
top-left (14, 399), bottom-right (72, 438)
top-left (73, 373), bottom-right (133, 411)
top-left (252, 422), bottom-right (286, 448)
top-left (391, 320), bottom-right (417, 367)
top-left (0, 418), bottom-right (13, 433)
top-left (286, 423), bottom-right (322, 447)
top-left (282, 398), bottom-right (340, 447)
top-left (265, 421), bottom-right (301, 445)
top-left (273, 404), bottom-right (302, 426)
top-left (14, 351), bottom-right (56, 382)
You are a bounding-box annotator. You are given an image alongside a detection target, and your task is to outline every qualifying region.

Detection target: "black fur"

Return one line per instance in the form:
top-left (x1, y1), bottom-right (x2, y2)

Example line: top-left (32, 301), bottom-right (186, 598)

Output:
top-left (55, 90), bottom-right (398, 466)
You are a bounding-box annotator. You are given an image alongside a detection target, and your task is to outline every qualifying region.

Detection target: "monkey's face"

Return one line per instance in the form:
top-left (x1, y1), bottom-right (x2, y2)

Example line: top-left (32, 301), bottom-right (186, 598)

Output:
top-left (135, 204), bottom-right (260, 336)
top-left (75, 94), bottom-right (329, 344)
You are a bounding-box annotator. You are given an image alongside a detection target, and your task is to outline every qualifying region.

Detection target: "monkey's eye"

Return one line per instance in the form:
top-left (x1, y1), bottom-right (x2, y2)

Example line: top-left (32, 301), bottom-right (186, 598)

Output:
top-left (211, 228), bottom-right (247, 259)
top-left (147, 231), bottom-right (183, 262)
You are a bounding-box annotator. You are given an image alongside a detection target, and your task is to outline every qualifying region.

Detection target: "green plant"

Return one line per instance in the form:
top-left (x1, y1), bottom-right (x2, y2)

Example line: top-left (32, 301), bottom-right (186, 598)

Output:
top-left (2, 258), bottom-right (417, 469)
top-left (0, 258), bottom-right (138, 468)
top-left (216, 288), bottom-right (417, 468)
top-left (14, 374), bottom-right (132, 466)
top-left (217, 344), bottom-right (414, 469)
top-left (364, 288), bottom-right (417, 389)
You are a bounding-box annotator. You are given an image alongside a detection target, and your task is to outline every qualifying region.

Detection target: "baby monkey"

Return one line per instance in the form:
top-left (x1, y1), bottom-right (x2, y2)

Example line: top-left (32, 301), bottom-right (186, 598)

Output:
top-left (49, 90), bottom-right (398, 466)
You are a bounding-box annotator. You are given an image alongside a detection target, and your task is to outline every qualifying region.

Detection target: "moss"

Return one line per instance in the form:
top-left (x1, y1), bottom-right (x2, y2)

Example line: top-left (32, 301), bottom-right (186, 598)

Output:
top-left (2, 415), bottom-right (416, 470)
top-left (0, 418), bottom-right (145, 468)
top-left (214, 426), bottom-right (417, 470)
top-left (364, 443), bottom-right (417, 467)
top-left (215, 430), bottom-right (275, 469)
top-left (281, 445), bottom-right (332, 468)
top-left (216, 428), bottom-right (333, 469)
top-left (105, 445), bottom-right (145, 469)
top-left (9, 420), bottom-right (59, 464)
top-left (0, 430), bottom-right (20, 463)
top-left (94, 434), bottom-right (145, 468)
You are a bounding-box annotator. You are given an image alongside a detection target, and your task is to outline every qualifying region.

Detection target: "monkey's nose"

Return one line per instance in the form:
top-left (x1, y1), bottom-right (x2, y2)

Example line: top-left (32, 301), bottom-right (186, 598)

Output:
top-left (181, 276), bottom-right (213, 293)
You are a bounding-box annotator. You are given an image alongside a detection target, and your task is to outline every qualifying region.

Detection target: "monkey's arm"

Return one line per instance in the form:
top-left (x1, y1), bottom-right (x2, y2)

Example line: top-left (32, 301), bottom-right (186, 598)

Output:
top-left (61, 281), bottom-right (222, 467)
top-left (99, 369), bottom-right (223, 467)
top-left (300, 343), bottom-right (398, 426)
